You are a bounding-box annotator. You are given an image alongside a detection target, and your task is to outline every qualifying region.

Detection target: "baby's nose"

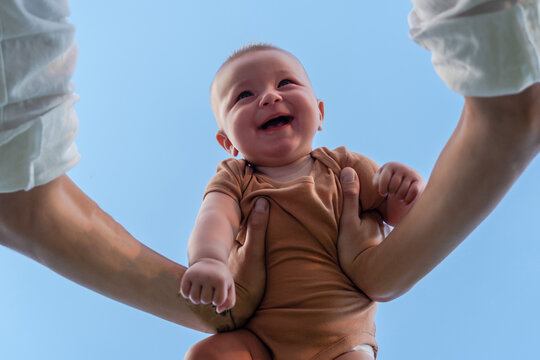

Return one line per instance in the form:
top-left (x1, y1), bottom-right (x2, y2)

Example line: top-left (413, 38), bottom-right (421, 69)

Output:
top-left (259, 90), bottom-right (282, 106)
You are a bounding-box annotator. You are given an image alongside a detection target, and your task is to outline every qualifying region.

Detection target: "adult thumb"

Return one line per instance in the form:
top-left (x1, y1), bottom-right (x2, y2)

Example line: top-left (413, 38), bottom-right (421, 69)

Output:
top-left (340, 167), bottom-right (360, 228)
top-left (242, 198), bottom-right (269, 262)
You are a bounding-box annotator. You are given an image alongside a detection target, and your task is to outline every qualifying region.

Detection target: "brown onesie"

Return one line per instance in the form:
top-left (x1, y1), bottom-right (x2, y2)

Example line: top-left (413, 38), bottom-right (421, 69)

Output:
top-left (204, 146), bottom-right (385, 360)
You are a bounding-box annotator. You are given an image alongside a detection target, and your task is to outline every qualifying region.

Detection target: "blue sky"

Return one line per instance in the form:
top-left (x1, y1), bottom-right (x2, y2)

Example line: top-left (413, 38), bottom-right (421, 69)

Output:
top-left (1, 1), bottom-right (539, 359)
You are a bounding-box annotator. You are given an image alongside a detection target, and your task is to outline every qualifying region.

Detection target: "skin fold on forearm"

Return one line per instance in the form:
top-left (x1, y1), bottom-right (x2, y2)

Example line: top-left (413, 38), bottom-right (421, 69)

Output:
top-left (354, 84), bottom-right (540, 302)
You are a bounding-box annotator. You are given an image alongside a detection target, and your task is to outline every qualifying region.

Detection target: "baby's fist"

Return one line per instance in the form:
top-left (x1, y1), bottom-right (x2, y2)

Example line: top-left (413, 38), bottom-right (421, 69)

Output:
top-left (373, 162), bottom-right (426, 205)
top-left (180, 258), bottom-right (236, 313)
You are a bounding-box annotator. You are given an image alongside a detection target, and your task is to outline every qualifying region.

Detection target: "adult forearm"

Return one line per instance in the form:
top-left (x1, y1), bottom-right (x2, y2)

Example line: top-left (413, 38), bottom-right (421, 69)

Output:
top-left (0, 175), bottom-right (230, 333)
top-left (357, 85), bottom-right (540, 302)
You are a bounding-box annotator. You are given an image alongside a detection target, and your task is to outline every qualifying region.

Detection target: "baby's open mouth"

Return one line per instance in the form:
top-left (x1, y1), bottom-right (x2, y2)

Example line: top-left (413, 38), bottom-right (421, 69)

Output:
top-left (260, 115), bottom-right (293, 130)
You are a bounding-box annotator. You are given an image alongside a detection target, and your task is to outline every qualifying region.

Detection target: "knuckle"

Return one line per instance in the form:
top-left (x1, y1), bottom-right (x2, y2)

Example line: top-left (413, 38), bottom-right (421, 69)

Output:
top-left (342, 184), bottom-right (358, 196)
top-left (248, 214), bottom-right (262, 227)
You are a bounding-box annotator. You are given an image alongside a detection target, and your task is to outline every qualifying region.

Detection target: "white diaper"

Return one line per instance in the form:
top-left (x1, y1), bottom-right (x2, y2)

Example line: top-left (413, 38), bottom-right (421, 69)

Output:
top-left (0, 0), bottom-right (80, 192)
top-left (409, 0), bottom-right (540, 96)
top-left (350, 344), bottom-right (375, 359)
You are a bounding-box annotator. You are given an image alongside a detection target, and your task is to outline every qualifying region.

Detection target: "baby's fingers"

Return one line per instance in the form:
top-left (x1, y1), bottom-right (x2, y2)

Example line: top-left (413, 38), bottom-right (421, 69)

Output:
top-left (215, 283), bottom-right (236, 313)
top-left (404, 181), bottom-right (421, 205)
top-left (211, 281), bottom-right (227, 308)
top-left (200, 285), bottom-right (215, 305)
top-left (373, 165), bottom-right (393, 196)
top-left (179, 274), bottom-right (204, 304)
top-left (394, 178), bottom-right (413, 200)
top-left (179, 277), bottom-right (192, 300)
top-left (387, 173), bottom-right (404, 195)
top-left (188, 284), bottom-right (202, 304)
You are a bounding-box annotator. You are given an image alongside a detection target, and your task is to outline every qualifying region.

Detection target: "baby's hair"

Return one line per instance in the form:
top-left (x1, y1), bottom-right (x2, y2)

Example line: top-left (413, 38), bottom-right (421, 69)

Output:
top-left (211, 43), bottom-right (283, 94)
top-left (223, 42), bottom-right (284, 67)
top-left (212, 43), bottom-right (309, 91)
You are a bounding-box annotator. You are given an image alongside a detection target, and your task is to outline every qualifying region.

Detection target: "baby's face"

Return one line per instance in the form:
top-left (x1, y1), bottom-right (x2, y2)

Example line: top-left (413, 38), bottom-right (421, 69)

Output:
top-left (211, 49), bottom-right (324, 167)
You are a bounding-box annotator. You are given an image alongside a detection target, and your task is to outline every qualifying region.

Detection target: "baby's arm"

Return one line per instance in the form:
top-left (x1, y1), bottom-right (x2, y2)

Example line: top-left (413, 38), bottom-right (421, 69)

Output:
top-left (373, 162), bottom-right (426, 226)
top-left (180, 192), bottom-right (241, 313)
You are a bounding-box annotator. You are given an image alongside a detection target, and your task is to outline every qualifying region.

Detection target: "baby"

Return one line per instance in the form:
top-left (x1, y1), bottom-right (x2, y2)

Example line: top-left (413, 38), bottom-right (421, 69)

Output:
top-left (180, 44), bottom-right (426, 360)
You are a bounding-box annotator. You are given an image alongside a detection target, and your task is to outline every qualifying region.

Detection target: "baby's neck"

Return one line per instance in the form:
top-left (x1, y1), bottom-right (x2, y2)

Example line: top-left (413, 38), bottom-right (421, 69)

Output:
top-left (254, 154), bottom-right (314, 182)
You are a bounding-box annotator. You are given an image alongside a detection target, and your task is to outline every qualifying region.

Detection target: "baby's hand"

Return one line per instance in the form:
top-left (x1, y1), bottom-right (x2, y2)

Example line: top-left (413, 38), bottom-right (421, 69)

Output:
top-left (180, 258), bottom-right (235, 313)
top-left (373, 162), bottom-right (426, 205)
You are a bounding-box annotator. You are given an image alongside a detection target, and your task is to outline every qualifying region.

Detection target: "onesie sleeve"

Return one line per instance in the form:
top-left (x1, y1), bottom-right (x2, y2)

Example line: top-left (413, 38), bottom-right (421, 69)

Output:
top-left (341, 148), bottom-right (386, 212)
top-left (316, 147), bottom-right (385, 213)
top-left (203, 158), bottom-right (246, 203)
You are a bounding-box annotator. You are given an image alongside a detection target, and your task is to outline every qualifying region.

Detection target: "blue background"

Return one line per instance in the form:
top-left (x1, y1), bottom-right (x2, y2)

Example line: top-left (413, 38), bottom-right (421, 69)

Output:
top-left (1, 1), bottom-right (539, 359)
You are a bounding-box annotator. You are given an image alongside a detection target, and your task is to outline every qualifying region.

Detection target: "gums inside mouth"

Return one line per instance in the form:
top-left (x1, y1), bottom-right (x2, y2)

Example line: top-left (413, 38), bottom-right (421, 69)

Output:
top-left (261, 116), bottom-right (293, 130)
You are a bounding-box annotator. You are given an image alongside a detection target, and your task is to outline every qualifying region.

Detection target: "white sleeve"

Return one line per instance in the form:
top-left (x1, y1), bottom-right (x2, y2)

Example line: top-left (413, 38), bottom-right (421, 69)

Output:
top-left (409, 0), bottom-right (540, 96)
top-left (0, 0), bottom-right (80, 192)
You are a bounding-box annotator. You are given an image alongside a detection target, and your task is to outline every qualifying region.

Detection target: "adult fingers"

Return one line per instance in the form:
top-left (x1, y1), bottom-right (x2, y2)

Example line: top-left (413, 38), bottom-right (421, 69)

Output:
top-left (226, 197), bottom-right (269, 323)
top-left (340, 167), bottom-right (360, 230)
top-left (241, 198), bottom-right (269, 265)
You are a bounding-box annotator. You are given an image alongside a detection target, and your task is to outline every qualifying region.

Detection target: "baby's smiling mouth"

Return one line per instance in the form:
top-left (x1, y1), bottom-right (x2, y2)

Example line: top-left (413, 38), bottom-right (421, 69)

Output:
top-left (260, 115), bottom-right (293, 130)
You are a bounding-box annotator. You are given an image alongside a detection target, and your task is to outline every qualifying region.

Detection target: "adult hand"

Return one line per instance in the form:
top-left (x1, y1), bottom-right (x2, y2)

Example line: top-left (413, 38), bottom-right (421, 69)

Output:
top-left (187, 198), bottom-right (269, 332)
top-left (337, 167), bottom-right (389, 297)
top-left (0, 175), bottom-right (270, 334)
top-left (228, 198), bottom-right (269, 326)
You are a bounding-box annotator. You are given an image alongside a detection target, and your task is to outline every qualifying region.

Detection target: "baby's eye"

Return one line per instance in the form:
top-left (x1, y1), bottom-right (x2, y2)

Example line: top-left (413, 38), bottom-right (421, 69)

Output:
top-left (278, 79), bottom-right (293, 87)
top-left (236, 91), bottom-right (253, 101)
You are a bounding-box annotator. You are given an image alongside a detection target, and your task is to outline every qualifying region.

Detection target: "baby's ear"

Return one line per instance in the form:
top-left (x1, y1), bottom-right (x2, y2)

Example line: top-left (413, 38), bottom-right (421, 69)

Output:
top-left (216, 130), bottom-right (239, 157)
top-left (317, 99), bottom-right (325, 131)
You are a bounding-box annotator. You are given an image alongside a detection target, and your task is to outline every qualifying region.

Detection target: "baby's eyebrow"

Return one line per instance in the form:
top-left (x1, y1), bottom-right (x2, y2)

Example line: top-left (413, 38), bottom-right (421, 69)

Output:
top-left (222, 86), bottom-right (242, 109)
top-left (224, 83), bottom-right (246, 102)
top-left (218, 77), bottom-right (242, 96)
top-left (226, 79), bottom-right (256, 101)
top-left (229, 78), bottom-right (252, 90)
top-left (275, 69), bottom-right (294, 77)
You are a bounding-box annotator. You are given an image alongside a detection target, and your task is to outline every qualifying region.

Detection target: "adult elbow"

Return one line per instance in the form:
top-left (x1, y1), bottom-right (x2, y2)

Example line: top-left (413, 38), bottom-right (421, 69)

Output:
top-left (0, 192), bottom-right (21, 244)
top-left (0, 189), bottom-right (42, 260)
